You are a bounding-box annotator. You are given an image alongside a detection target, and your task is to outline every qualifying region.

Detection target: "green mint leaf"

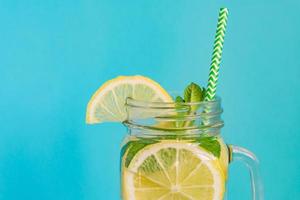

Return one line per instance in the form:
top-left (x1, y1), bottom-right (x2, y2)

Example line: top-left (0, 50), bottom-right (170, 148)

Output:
top-left (184, 82), bottom-right (203, 102)
top-left (175, 96), bottom-right (184, 103)
top-left (175, 96), bottom-right (186, 128)
top-left (194, 136), bottom-right (221, 158)
top-left (183, 82), bottom-right (205, 126)
top-left (202, 87), bottom-right (207, 98)
top-left (184, 82), bottom-right (204, 110)
top-left (122, 139), bottom-right (158, 168)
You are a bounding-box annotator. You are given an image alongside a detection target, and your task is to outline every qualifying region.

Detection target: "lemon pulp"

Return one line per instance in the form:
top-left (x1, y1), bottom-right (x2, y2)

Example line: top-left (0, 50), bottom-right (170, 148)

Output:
top-left (86, 75), bottom-right (172, 124)
top-left (122, 141), bottom-right (226, 200)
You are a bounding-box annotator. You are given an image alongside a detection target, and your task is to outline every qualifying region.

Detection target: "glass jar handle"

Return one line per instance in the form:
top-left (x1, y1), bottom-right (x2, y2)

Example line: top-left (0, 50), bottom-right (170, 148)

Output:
top-left (229, 145), bottom-right (264, 200)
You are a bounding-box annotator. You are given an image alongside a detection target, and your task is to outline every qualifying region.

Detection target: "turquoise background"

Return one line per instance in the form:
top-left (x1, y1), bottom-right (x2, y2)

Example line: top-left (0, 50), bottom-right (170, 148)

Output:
top-left (1, 1), bottom-right (299, 199)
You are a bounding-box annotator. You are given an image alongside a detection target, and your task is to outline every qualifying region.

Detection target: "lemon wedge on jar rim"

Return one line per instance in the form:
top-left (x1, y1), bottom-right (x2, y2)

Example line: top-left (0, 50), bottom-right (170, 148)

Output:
top-left (86, 75), bottom-right (173, 124)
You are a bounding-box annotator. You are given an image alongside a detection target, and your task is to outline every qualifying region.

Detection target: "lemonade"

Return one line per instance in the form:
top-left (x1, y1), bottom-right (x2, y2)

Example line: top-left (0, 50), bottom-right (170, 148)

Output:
top-left (121, 136), bottom-right (228, 200)
top-left (120, 92), bottom-right (229, 200)
top-left (86, 75), bottom-right (263, 200)
top-left (86, 75), bottom-right (228, 199)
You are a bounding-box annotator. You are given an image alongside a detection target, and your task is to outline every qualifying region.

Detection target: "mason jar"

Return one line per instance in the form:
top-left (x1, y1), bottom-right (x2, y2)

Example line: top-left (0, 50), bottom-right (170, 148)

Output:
top-left (120, 97), bottom-right (263, 200)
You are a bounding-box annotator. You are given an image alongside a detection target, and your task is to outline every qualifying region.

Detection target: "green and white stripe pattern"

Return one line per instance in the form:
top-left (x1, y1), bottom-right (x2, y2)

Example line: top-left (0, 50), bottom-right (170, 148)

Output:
top-left (205, 8), bottom-right (229, 101)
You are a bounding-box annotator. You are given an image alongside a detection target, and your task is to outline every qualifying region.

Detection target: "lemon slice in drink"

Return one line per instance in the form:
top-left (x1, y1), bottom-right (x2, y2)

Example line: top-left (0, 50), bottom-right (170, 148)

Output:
top-left (123, 141), bottom-right (225, 200)
top-left (86, 75), bottom-right (172, 124)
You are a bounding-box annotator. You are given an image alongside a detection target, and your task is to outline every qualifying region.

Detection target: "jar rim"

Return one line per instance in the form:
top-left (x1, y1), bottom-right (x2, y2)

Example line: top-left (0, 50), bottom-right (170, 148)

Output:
top-left (124, 96), bottom-right (223, 133)
top-left (125, 96), bottom-right (221, 109)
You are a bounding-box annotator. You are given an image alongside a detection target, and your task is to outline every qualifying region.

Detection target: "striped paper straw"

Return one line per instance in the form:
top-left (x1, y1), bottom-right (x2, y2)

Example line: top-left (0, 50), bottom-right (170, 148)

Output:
top-left (205, 8), bottom-right (229, 101)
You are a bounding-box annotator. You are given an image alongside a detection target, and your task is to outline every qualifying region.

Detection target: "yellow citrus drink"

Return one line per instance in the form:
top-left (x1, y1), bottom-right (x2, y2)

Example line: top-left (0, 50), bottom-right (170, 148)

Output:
top-left (121, 135), bottom-right (229, 200)
top-left (86, 75), bottom-right (262, 200)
